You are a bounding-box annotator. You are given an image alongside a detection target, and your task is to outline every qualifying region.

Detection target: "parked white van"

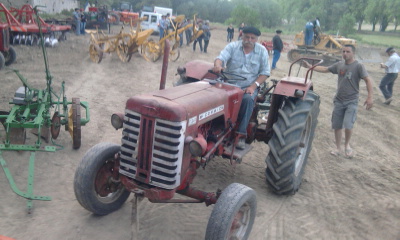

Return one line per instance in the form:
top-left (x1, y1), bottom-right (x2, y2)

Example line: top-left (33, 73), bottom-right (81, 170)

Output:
top-left (140, 12), bottom-right (162, 34)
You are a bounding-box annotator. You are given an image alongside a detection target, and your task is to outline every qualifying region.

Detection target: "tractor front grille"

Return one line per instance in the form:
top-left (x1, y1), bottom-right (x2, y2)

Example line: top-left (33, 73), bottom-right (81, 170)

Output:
top-left (119, 109), bottom-right (186, 189)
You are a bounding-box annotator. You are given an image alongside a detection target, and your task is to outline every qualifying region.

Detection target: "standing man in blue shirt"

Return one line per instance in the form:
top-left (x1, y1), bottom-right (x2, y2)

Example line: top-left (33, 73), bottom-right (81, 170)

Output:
top-left (73, 8), bottom-right (81, 35)
top-left (213, 26), bottom-right (271, 149)
top-left (159, 15), bottom-right (166, 40)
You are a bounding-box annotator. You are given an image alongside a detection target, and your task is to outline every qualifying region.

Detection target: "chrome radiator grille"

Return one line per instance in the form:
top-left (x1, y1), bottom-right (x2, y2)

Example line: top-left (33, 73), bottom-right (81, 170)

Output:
top-left (119, 109), bottom-right (186, 189)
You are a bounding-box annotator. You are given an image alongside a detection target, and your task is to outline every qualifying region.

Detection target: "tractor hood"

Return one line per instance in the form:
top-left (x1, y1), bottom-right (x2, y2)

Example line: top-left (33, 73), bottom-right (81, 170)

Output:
top-left (125, 81), bottom-right (243, 124)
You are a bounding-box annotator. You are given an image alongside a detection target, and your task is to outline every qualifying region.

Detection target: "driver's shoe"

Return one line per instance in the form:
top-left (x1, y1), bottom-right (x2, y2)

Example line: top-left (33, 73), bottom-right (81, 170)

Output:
top-left (236, 138), bottom-right (246, 150)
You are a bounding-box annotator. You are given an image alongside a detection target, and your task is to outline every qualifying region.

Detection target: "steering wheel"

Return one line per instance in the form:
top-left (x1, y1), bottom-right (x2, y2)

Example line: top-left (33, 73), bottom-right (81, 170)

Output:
top-left (207, 70), bottom-right (247, 82)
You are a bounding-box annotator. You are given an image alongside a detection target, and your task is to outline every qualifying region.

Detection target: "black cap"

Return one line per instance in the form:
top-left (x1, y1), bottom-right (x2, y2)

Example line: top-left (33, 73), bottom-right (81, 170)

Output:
top-left (276, 29), bottom-right (282, 34)
top-left (242, 26), bottom-right (261, 36)
top-left (386, 47), bottom-right (394, 53)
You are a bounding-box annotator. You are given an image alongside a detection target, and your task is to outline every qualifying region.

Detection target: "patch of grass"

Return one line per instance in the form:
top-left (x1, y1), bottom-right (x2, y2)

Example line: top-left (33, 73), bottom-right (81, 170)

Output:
top-left (349, 33), bottom-right (400, 48)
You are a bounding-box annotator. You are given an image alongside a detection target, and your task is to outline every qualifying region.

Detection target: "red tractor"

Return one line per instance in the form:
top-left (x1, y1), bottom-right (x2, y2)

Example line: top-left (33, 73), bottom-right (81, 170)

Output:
top-left (0, 23), bottom-right (16, 69)
top-left (73, 54), bottom-right (321, 238)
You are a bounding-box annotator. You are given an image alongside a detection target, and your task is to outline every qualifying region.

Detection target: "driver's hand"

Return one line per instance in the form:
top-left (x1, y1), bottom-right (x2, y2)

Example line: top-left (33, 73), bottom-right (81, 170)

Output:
top-left (244, 84), bottom-right (257, 95)
top-left (213, 66), bottom-right (224, 74)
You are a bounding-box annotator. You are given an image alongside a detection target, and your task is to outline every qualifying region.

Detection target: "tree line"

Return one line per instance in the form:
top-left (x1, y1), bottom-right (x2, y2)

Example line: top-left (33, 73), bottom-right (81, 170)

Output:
top-left (84, 0), bottom-right (399, 34)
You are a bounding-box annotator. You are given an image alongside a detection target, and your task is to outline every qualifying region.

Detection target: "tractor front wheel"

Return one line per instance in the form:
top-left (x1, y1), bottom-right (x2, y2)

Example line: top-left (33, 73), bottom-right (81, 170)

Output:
top-left (205, 183), bottom-right (257, 240)
top-left (265, 91), bottom-right (320, 195)
top-left (74, 143), bottom-right (130, 215)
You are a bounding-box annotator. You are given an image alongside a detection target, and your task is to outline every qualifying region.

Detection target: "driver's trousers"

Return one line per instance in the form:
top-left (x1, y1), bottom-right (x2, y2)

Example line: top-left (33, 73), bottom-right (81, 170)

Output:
top-left (237, 89), bottom-right (258, 136)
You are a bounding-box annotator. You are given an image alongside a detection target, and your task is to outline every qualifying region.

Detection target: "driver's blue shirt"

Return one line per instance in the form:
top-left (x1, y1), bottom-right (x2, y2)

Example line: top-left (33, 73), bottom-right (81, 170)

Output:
top-left (216, 41), bottom-right (270, 89)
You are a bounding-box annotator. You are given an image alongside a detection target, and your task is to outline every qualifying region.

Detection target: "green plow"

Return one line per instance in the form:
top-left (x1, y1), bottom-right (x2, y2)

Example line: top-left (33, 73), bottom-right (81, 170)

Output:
top-left (0, 6), bottom-right (90, 213)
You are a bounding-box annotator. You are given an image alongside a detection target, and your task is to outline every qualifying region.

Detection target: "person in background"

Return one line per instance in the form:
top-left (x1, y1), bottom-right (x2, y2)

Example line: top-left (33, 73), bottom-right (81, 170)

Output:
top-left (238, 22), bottom-right (245, 40)
top-left (159, 15), bottom-right (167, 40)
top-left (379, 47), bottom-right (400, 105)
top-left (213, 26), bottom-right (270, 149)
top-left (80, 9), bottom-right (87, 35)
top-left (182, 19), bottom-right (192, 46)
top-left (303, 45), bottom-right (373, 158)
top-left (271, 29), bottom-right (283, 70)
top-left (202, 20), bottom-right (211, 53)
top-left (227, 24), bottom-right (234, 42)
top-left (177, 20), bottom-right (184, 47)
top-left (313, 17), bottom-right (321, 43)
top-left (304, 20), bottom-right (314, 45)
top-left (73, 8), bottom-right (81, 35)
top-left (193, 22), bottom-right (204, 52)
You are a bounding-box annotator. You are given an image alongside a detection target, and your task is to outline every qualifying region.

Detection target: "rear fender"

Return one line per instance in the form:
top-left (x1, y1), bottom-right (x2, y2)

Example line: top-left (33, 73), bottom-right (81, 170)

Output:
top-left (273, 77), bottom-right (313, 100)
top-left (184, 60), bottom-right (215, 81)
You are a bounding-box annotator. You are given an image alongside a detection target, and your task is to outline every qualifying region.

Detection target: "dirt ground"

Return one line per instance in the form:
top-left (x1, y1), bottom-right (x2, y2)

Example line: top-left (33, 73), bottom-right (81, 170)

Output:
top-left (0, 25), bottom-right (399, 240)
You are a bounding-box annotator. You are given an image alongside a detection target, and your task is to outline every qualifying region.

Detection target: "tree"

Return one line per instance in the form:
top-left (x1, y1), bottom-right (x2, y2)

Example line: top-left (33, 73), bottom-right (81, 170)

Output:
top-left (348, 0), bottom-right (368, 31)
top-left (338, 13), bottom-right (356, 36)
top-left (230, 4), bottom-right (260, 28)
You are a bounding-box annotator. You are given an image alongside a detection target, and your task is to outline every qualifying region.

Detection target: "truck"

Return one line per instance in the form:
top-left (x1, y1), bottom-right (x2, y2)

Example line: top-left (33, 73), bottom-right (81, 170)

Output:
top-left (139, 11), bottom-right (162, 34)
top-left (73, 49), bottom-right (322, 238)
top-left (154, 6), bottom-right (173, 17)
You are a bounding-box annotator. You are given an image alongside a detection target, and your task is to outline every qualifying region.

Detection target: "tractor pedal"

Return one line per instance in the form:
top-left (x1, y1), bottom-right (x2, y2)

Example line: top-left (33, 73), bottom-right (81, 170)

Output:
top-left (223, 144), bottom-right (253, 162)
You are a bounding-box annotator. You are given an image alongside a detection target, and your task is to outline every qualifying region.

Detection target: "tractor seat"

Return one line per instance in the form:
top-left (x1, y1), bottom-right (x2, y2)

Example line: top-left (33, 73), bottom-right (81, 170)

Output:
top-left (280, 76), bottom-right (308, 86)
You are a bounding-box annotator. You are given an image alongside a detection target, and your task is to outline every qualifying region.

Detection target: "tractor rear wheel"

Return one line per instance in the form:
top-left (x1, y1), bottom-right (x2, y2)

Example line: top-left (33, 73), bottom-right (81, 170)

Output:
top-left (74, 143), bottom-right (130, 215)
top-left (265, 91), bottom-right (320, 195)
top-left (109, 13), bottom-right (120, 25)
top-left (205, 183), bottom-right (257, 240)
top-left (4, 46), bottom-right (16, 66)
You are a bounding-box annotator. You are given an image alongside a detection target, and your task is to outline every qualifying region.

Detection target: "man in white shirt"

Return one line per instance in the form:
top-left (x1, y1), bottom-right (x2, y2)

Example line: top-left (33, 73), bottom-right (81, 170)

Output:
top-left (379, 47), bottom-right (400, 105)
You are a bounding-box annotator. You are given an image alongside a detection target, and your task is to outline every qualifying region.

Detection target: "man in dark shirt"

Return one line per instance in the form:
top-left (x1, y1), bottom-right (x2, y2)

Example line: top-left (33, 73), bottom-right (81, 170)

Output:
top-left (304, 45), bottom-right (373, 158)
top-left (271, 29), bottom-right (283, 69)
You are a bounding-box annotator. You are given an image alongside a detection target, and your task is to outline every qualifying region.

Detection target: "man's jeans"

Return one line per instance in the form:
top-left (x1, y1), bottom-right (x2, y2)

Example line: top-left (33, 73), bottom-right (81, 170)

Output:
top-left (76, 20), bottom-right (81, 35)
top-left (272, 50), bottom-right (281, 69)
top-left (80, 22), bottom-right (86, 35)
top-left (185, 30), bottom-right (192, 45)
top-left (237, 89), bottom-right (258, 136)
top-left (379, 73), bottom-right (398, 99)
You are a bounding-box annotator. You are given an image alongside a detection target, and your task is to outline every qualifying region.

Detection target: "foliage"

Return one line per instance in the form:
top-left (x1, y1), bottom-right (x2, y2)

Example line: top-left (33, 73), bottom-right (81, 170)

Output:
top-left (81, 0), bottom-right (398, 33)
top-left (338, 13), bottom-right (356, 36)
top-left (230, 4), bottom-right (260, 28)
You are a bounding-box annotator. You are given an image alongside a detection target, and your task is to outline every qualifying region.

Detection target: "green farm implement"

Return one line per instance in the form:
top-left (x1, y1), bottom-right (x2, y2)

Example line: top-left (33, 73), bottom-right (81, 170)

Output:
top-left (0, 6), bottom-right (90, 212)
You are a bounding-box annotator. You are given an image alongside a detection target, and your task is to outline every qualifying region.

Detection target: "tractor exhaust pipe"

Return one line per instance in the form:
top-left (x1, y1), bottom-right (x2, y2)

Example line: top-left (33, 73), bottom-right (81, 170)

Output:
top-left (159, 39), bottom-right (170, 90)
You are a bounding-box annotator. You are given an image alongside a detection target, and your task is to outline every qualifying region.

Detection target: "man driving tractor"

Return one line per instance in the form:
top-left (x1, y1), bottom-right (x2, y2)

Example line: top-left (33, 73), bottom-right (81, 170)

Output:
top-left (212, 26), bottom-right (271, 149)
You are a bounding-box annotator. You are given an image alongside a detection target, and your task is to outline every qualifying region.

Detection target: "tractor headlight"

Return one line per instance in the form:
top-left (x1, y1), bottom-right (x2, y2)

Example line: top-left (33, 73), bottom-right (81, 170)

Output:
top-left (111, 113), bottom-right (124, 130)
top-left (188, 134), bottom-right (207, 157)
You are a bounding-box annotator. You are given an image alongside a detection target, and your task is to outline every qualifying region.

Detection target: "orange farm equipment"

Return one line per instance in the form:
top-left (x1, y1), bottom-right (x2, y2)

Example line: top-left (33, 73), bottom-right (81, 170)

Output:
top-left (0, 3), bottom-right (70, 45)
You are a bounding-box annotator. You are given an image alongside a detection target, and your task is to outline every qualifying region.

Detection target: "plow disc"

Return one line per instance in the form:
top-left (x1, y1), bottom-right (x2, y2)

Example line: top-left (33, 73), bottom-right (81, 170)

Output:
top-left (51, 112), bottom-right (61, 139)
top-left (68, 98), bottom-right (81, 149)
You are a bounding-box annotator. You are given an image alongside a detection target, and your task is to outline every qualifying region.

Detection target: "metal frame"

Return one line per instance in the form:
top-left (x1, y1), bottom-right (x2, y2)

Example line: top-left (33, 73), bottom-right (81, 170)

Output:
top-left (0, 6), bottom-right (90, 213)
